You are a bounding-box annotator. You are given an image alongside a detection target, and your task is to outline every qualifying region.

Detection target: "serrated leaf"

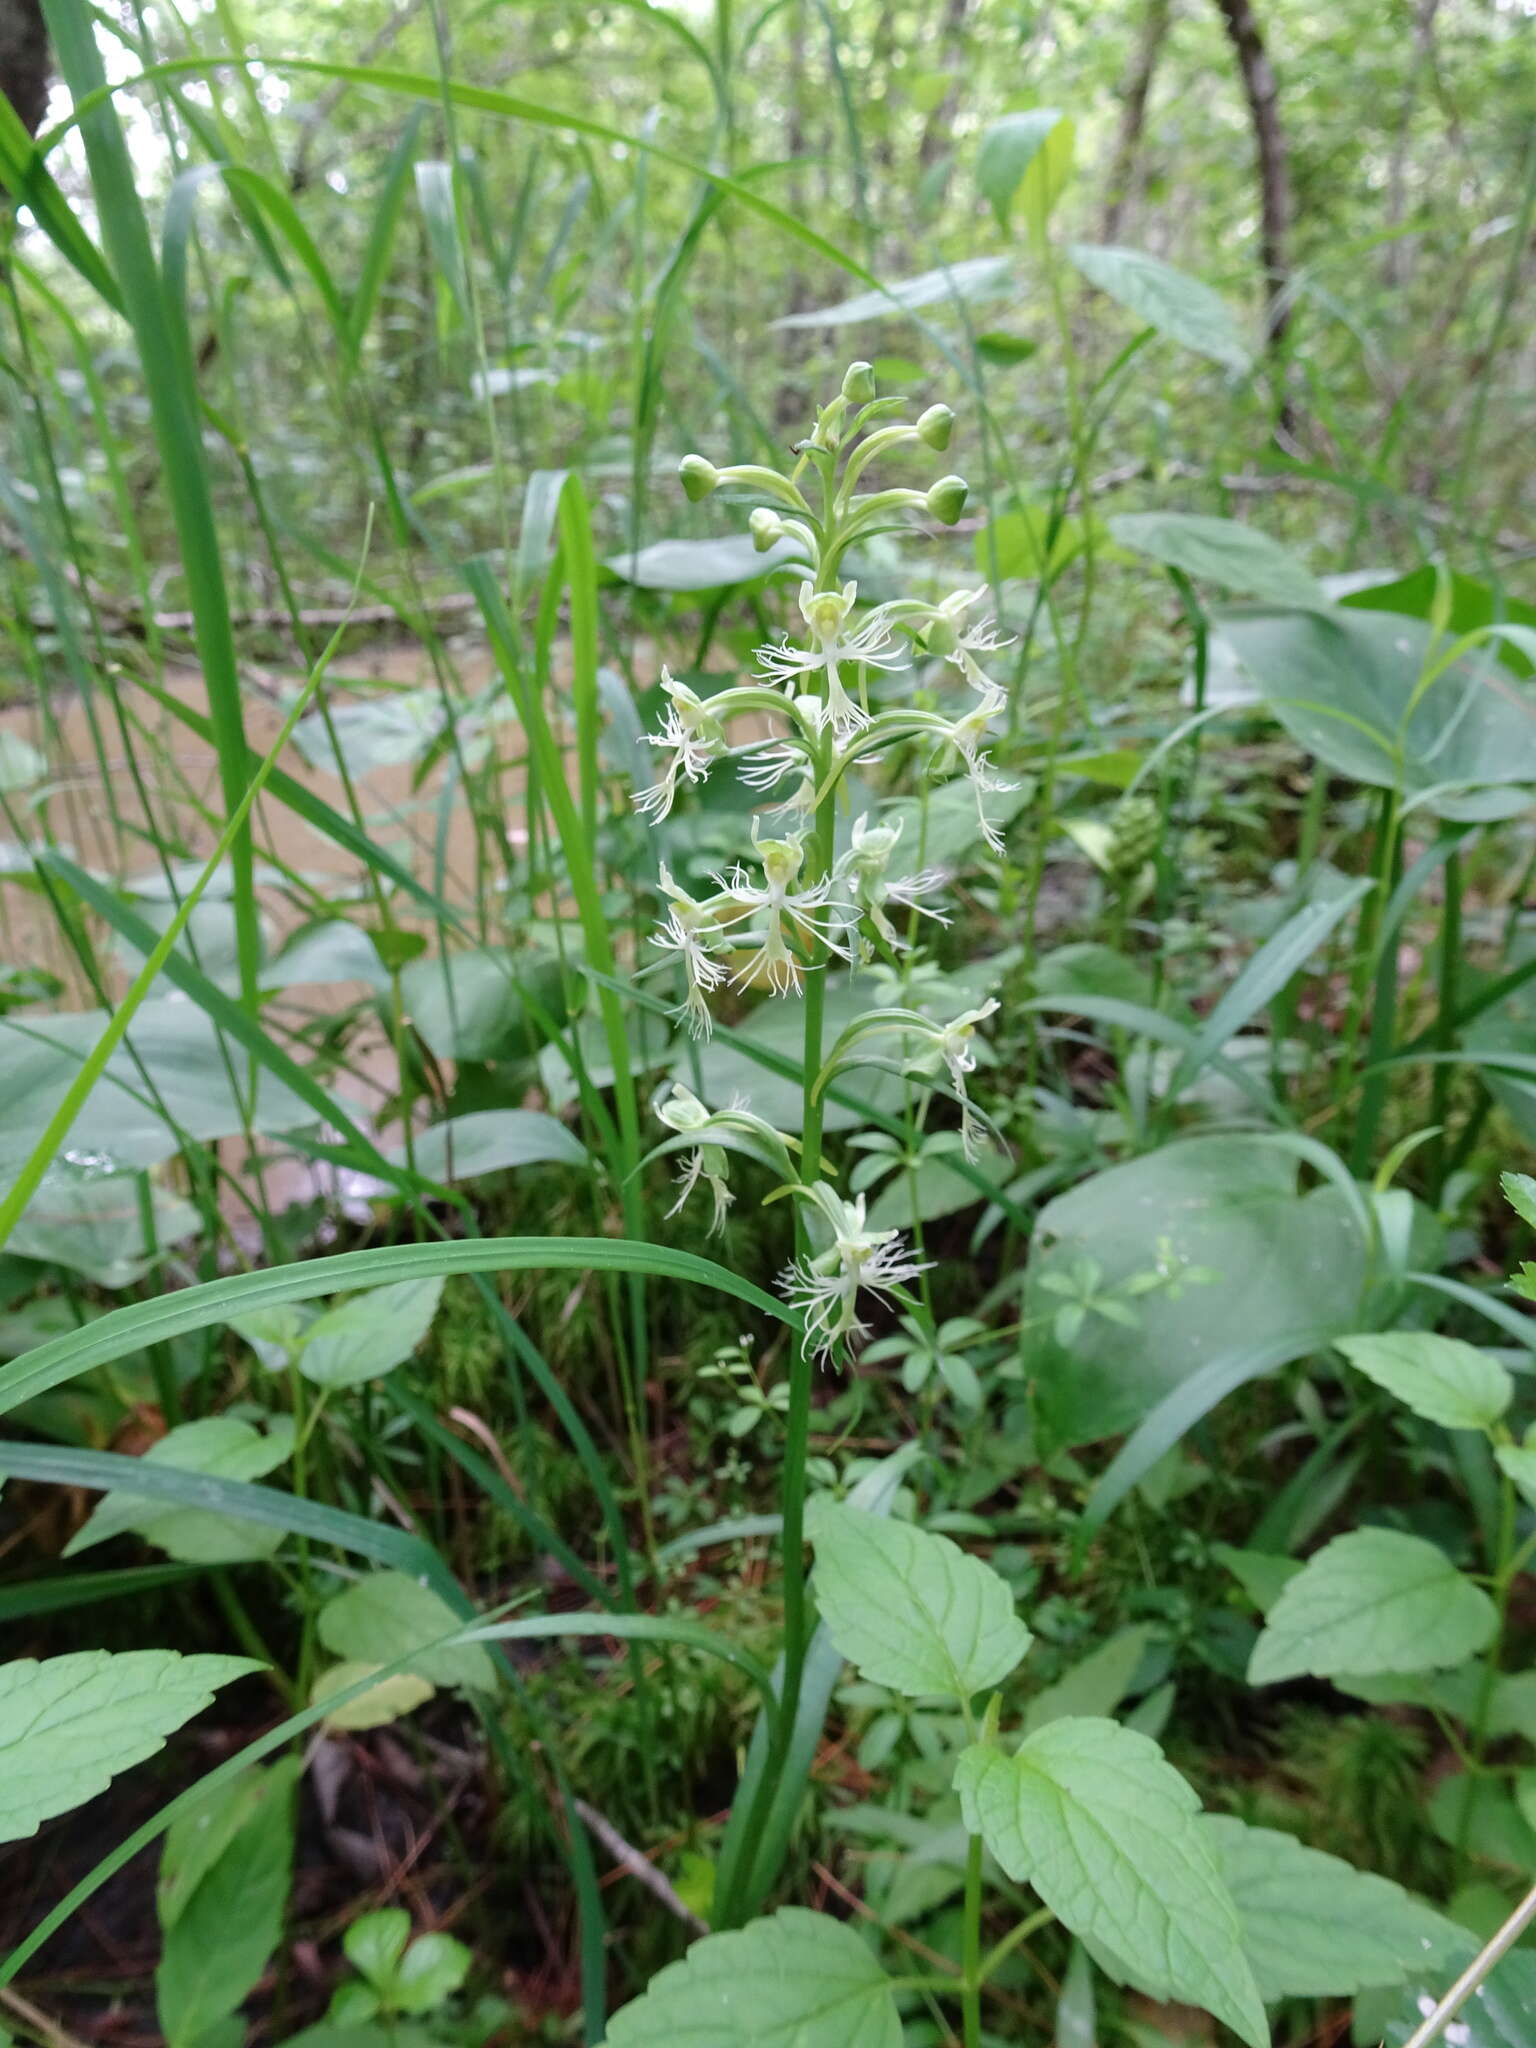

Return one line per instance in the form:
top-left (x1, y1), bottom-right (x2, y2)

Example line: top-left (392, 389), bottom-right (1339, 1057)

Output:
top-left (318, 1571), bottom-right (495, 1693)
top-left (1248, 1529), bottom-right (1497, 1685)
top-left (1068, 243), bottom-right (1251, 372)
top-left (806, 1499), bottom-right (1031, 1700)
top-left (1503, 1172), bottom-right (1536, 1233)
top-left (297, 1276), bottom-right (444, 1388)
top-left (64, 1416), bottom-right (295, 1564)
top-left (311, 1661), bottom-right (435, 1731)
top-left (954, 1720), bottom-right (1266, 2048)
top-left (1202, 1814), bottom-right (1461, 2000)
top-left (0, 1650), bottom-right (258, 1841)
top-left (604, 1907), bottom-right (901, 2047)
top-left (1336, 1331), bottom-right (1512, 1431)
top-left (1109, 511), bottom-right (1325, 608)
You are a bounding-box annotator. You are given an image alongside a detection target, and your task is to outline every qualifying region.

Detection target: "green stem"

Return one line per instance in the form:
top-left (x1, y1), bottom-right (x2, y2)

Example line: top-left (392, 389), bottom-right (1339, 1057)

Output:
top-left (961, 1830), bottom-right (984, 2048)
top-left (1457, 1469), bottom-right (1518, 1879)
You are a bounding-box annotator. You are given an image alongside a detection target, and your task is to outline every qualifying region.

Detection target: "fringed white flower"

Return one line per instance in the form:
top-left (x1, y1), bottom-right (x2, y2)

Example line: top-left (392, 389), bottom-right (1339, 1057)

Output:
top-left (715, 825), bottom-right (852, 997)
top-left (936, 685), bottom-right (1017, 854)
top-left (934, 998), bottom-right (1000, 1160)
top-left (657, 1084), bottom-right (734, 1232)
top-left (840, 813), bottom-right (951, 950)
top-left (779, 1184), bottom-right (930, 1361)
top-left (650, 863), bottom-right (731, 1038)
top-left (755, 581), bottom-right (902, 739)
top-left (633, 669), bottom-right (726, 822)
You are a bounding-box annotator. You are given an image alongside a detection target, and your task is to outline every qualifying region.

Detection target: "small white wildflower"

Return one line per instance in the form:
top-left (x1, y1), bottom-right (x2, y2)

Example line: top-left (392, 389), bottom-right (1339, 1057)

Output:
top-left (935, 688), bottom-right (1016, 854)
top-left (756, 581), bottom-right (902, 738)
top-left (716, 825), bottom-right (851, 997)
top-left (650, 863), bottom-right (730, 1037)
top-left (779, 1184), bottom-right (930, 1361)
top-left (634, 669), bottom-right (726, 822)
top-left (934, 998), bottom-right (999, 1159)
top-left (840, 813), bottom-right (951, 949)
top-left (657, 1084), bottom-right (734, 1233)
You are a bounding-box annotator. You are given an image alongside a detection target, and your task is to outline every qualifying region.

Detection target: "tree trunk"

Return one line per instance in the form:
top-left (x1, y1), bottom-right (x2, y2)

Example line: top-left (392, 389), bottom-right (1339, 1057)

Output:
top-left (1213, 0), bottom-right (1292, 348)
top-left (1101, 0), bottom-right (1173, 243)
top-left (0, 0), bottom-right (49, 138)
top-left (917, 0), bottom-right (973, 171)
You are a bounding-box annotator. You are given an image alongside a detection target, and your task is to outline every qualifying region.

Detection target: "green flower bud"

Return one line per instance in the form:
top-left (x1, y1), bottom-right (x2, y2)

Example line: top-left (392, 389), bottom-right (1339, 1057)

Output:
top-left (923, 613), bottom-right (960, 657)
top-left (916, 403), bottom-right (955, 451)
top-left (749, 507), bottom-right (785, 553)
top-left (926, 474), bottom-right (969, 525)
top-left (679, 454), bottom-right (720, 502)
top-left (841, 360), bottom-right (876, 403)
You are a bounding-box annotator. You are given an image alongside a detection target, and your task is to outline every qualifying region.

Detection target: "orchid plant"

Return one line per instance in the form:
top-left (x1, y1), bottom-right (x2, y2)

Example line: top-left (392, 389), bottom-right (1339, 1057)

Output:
top-left (630, 365), bottom-right (1018, 1927)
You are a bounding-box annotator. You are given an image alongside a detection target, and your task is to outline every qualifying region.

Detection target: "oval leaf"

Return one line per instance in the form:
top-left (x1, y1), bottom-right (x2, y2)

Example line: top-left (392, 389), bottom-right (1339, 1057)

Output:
top-left (1336, 1331), bottom-right (1512, 1432)
top-left (0, 1650), bottom-right (257, 1841)
top-left (1109, 511), bottom-right (1325, 608)
top-left (1202, 1813), bottom-right (1461, 2001)
top-left (1068, 243), bottom-right (1251, 373)
top-left (1249, 1528), bottom-right (1497, 1685)
top-left (807, 1498), bottom-right (1031, 1700)
top-left (955, 1720), bottom-right (1266, 2048)
top-left (604, 1906), bottom-right (901, 2048)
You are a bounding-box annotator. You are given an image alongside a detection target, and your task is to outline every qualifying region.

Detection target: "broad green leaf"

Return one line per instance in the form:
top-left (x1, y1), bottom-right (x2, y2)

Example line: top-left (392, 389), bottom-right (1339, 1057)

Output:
top-left (1213, 1545), bottom-right (1303, 1612)
top-left (391, 1109), bottom-right (587, 1183)
top-left (0, 998), bottom-right (319, 1175)
top-left (8, 1167), bottom-right (200, 1289)
top-left (1210, 605), bottom-right (1536, 822)
top-left (1381, 1952), bottom-right (1536, 2048)
top-left (1249, 1529), bottom-right (1497, 1685)
top-left (806, 1498), bottom-right (1031, 1699)
top-left (976, 109), bottom-right (1072, 231)
top-left (311, 1661), bottom-right (436, 1731)
top-left (605, 534), bottom-right (806, 591)
top-left (1336, 1331), bottom-right (1512, 1431)
top-left (156, 1761), bottom-right (299, 2048)
top-left (0, 1650), bottom-right (257, 1841)
top-left (297, 1276), bottom-right (444, 1389)
top-left (1341, 565), bottom-right (1536, 677)
top-left (345, 1906), bottom-right (411, 1985)
top-left (1428, 1771), bottom-right (1536, 1872)
top-left (1067, 243), bottom-right (1251, 373)
top-left (955, 1721), bottom-right (1266, 2048)
top-left (1202, 1814), bottom-right (1460, 2000)
top-left (979, 501), bottom-right (1102, 582)
top-left (64, 1415), bottom-right (296, 1564)
top-left (604, 1906), bottom-right (901, 2047)
top-left (771, 255), bottom-right (1013, 329)
top-left (1496, 1444), bottom-right (1536, 1511)
top-left (1024, 1134), bottom-right (1366, 1450)
top-left (1503, 1172), bottom-right (1536, 1232)
top-left (228, 1302), bottom-right (316, 1371)
top-left (318, 1571), bottom-right (496, 1692)
top-left (1109, 512), bottom-right (1326, 609)
top-left (399, 949), bottom-right (565, 1063)
top-left (1022, 1624), bottom-right (1155, 1734)
top-left (391, 1930), bottom-right (471, 2013)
